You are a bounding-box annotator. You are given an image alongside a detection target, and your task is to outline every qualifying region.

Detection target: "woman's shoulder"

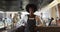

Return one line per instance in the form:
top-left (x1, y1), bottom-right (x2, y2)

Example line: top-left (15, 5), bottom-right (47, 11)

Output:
top-left (35, 15), bottom-right (40, 18)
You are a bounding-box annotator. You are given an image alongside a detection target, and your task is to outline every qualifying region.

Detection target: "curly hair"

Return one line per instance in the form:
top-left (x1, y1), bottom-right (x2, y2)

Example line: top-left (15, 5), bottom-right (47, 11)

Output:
top-left (26, 4), bottom-right (37, 13)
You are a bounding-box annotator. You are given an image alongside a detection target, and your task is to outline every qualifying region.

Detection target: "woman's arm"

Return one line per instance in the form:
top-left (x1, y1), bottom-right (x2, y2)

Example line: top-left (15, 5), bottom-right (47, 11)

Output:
top-left (36, 16), bottom-right (44, 27)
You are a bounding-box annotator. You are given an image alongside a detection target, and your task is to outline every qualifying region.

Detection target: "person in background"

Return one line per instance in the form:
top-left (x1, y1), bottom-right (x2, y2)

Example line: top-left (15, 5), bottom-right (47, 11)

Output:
top-left (16, 12), bottom-right (22, 28)
top-left (3, 18), bottom-right (7, 27)
top-left (20, 4), bottom-right (43, 32)
top-left (41, 13), bottom-right (43, 20)
top-left (15, 12), bottom-right (25, 32)
top-left (3, 14), bottom-right (13, 29)
top-left (13, 13), bottom-right (19, 27)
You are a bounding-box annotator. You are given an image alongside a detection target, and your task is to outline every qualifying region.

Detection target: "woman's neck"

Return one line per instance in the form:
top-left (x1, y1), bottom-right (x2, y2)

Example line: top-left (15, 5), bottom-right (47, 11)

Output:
top-left (29, 13), bottom-right (35, 18)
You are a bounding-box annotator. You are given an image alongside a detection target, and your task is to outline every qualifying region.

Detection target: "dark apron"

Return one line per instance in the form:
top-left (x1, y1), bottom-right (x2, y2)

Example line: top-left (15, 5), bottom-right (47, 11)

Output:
top-left (26, 15), bottom-right (36, 32)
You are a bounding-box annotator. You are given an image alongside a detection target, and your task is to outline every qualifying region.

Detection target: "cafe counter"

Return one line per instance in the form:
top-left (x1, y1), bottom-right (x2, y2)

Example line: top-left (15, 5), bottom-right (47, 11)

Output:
top-left (37, 26), bottom-right (60, 32)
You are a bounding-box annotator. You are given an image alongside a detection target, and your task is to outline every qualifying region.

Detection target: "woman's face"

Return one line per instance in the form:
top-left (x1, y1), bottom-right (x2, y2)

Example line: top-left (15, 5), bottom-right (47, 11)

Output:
top-left (29, 7), bottom-right (34, 14)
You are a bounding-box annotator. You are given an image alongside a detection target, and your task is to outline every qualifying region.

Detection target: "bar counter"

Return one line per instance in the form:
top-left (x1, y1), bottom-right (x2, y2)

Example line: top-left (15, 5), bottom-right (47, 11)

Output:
top-left (37, 26), bottom-right (60, 32)
top-left (0, 26), bottom-right (60, 32)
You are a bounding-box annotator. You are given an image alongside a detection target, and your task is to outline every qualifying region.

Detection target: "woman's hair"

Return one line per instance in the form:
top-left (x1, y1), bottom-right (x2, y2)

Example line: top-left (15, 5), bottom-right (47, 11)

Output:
top-left (26, 4), bottom-right (37, 13)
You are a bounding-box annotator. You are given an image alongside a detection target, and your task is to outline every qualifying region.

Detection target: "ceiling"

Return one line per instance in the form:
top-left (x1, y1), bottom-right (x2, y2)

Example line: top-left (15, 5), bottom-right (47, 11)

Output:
top-left (0, 0), bottom-right (53, 11)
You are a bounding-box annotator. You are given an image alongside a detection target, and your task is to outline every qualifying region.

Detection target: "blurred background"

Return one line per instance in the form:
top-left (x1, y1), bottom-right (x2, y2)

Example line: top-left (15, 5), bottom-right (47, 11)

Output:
top-left (0, 0), bottom-right (53, 11)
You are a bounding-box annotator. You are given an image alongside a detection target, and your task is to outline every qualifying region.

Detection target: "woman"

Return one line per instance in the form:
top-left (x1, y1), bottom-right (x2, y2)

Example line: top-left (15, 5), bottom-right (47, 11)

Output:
top-left (22, 4), bottom-right (43, 32)
top-left (19, 4), bottom-right (43, 32)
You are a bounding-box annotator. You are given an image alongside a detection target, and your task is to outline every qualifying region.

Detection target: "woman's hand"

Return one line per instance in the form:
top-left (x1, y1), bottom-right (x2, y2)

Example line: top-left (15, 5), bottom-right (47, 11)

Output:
top-left (37, 24), bottom-right (44, 27)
